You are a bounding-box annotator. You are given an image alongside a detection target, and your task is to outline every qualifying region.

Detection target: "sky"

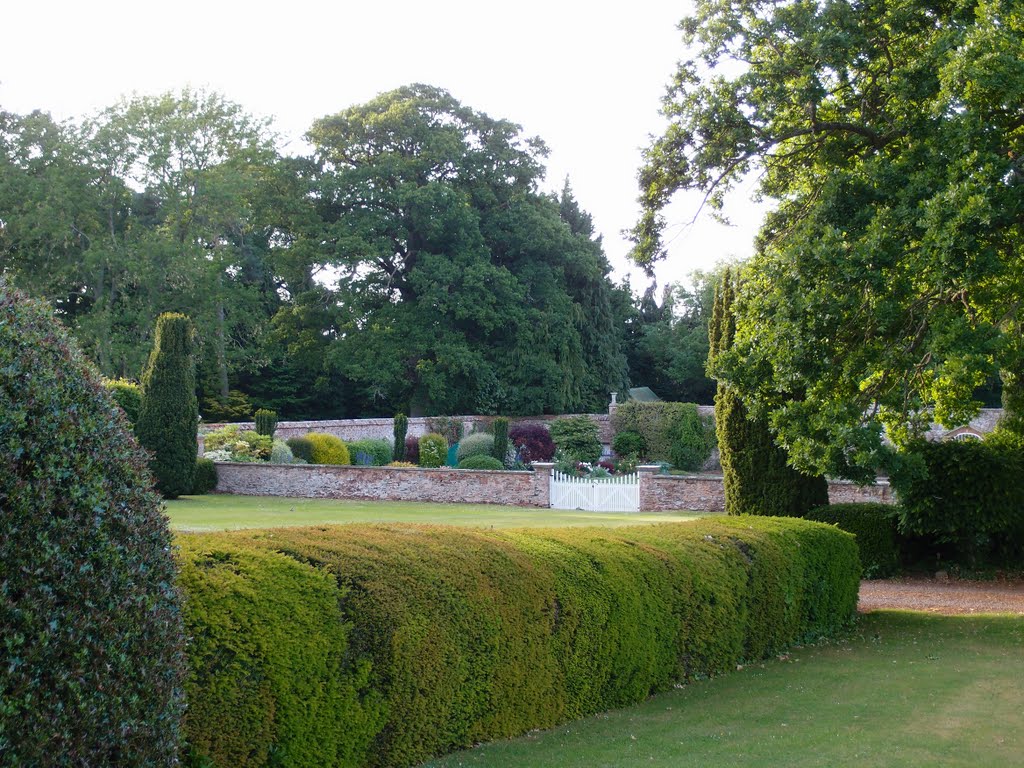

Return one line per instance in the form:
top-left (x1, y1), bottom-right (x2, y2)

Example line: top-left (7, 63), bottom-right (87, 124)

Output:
top-left (1, 1), bottom-right (767, 293)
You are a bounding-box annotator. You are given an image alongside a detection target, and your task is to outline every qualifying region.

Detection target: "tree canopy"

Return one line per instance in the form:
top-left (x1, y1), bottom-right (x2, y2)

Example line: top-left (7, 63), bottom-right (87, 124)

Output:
top-left (307, 85), bottom-right (627, 416)
top-left (2, 85), bottom-right (632, 419)
top-left (634, 0), bottom-right (1024, 479)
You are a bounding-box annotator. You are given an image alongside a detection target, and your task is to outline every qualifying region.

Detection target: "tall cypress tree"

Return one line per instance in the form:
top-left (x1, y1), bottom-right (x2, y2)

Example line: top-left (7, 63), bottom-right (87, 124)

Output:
top-left (708, 270), bottom-right (827, 516)
top-left (137, 313), bottom-right (198, 499)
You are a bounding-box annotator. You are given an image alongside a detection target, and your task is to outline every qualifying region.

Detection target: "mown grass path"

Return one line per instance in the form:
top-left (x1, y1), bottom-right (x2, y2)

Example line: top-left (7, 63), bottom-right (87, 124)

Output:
top-left (166, 494), bottom-right (707, 531)
top-left (423, 612), bottom-right (1024, 768)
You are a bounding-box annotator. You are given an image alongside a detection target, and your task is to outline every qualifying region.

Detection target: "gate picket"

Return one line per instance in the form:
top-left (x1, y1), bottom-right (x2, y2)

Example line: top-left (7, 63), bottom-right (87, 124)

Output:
top-left (549, 470), bottom-right (639, 512)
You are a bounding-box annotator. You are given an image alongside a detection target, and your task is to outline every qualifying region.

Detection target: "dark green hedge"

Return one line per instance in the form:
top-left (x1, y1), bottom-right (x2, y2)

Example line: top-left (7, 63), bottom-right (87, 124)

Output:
top-left (891, 438), bottom-right (1024, 566)
top-left (191, 458), bottom-right (218, 495)
top-left (1, 283), bottom-right (185, 766)
top-left (803, 503), bottom-right (900, 578)
top-left (178, 517), bottom-right (858, 768)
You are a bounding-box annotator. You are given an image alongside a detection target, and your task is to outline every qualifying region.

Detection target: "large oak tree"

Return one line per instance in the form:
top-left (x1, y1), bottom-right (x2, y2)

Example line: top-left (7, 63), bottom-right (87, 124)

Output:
top-left (634, 0), bottom-right (1024, 480)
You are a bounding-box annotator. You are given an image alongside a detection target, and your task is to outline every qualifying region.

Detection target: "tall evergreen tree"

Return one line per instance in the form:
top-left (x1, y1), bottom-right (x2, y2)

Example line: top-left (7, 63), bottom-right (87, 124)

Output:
top-left (137, 313), bottom-right (198, 498)
top-left (708, 269), bottom-right (827, 516)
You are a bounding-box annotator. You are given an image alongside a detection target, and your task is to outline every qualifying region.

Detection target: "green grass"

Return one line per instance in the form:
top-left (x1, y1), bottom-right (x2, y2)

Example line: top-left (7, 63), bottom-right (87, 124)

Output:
top-left (167, 494), bottom-right (708, 531)
top-left (423, 612), bottom-right (1024, 768)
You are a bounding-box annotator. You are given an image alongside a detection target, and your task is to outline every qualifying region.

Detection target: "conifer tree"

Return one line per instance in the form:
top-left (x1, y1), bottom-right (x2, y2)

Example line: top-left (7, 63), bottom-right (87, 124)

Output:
top-left (137, 313), bottom-right (199, 498)
top-left (709, 270), bottom-right (827, 515)
top-left (393, 413), bottom-right (409, 462)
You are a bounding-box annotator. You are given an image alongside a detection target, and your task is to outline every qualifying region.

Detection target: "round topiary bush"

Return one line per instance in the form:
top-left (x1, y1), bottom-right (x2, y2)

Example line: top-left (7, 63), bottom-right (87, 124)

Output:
top-left (306, 432), bottom-right (351, 465)
top-left (0, 283), bottom-right (186, 765)
top-left (457, 454), bottom-right (505, 470)
top-left (456, 432), bottom-right (495, 462)
top-left (286, 435), bottom-right (314, 463)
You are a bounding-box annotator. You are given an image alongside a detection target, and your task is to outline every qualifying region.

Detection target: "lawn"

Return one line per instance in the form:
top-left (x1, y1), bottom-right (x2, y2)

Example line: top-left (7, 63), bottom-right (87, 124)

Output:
top-left (423, 611), bottom-right (1024, 768)
top-left (166, 494), bottom-right (708, 531)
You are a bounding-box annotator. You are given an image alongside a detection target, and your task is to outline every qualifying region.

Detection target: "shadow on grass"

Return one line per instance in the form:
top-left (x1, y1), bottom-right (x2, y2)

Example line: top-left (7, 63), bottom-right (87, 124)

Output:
top-left (423, 612), bottom-right (1024, 768)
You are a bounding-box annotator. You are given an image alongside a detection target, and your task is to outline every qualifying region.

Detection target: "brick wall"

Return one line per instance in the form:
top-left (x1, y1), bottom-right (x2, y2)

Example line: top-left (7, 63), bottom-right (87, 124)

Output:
top-left (213, 462), bottom-right (550, 507)
top-left (638, 471), bottom-right (892, 512)
top-left (211, 462), bottom-right (892, 512)
top-left (640, 473), bottom-right (727, 512)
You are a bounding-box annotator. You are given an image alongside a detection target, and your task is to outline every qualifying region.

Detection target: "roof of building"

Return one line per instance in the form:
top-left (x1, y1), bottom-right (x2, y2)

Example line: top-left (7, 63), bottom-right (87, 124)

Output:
top-left (627, 387), bottom-right (661, 403)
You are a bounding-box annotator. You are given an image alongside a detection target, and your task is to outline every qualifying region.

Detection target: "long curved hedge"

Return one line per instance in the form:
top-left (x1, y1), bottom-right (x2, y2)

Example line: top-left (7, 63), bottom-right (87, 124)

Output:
top-left (178, 516), bottom-right (859, 768)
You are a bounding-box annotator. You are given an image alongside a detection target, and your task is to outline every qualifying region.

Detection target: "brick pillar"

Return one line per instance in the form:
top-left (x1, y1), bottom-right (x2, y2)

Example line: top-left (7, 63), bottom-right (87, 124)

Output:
top-left (532, 462), bottom-right (555, 508)
top-left (637, 464), bottom-right (662, 512)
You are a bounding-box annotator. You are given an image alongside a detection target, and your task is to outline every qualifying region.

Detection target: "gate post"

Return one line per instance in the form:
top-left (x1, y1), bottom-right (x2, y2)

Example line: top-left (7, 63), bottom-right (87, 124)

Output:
top-left (636, 464), bottom-right (662, 512)
top-left (532, 462), bottom-right (556, 508)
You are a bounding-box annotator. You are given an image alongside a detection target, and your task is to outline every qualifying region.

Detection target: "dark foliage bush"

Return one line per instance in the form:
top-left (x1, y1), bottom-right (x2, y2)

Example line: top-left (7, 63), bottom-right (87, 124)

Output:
top-left (550, 415), bottom-right (602, 463)
top-left (457, 454), bottom-right (505, 470)
top-left (393, 414), bottom-right (409, 461)
top-left (492, 417), bottom-right (509, 463)
top-left (509, 423), bottom-right (556, 463)
top-left (404, 435), bottom-right (420, 465)
top-left (200, 389), bottom-right (253, 423)
top-left (136, 312), bottom-right (199, 499)
top-left (0, 283), bottom-right (185, 766)
top-left (890, 438), bottom-right (1024, 566)
top-left (348, 438), bottom-right (393, 466)
top-left (418, 433), bottom-right (448, 468)
top-left (103, 377), bottom-right (143, 427)
top-left (612, 430), bottom-right (647, 458)
top-left (708, 273), bottom-right (828, 516)
top-left (192, 458), bottom-right (219, 495)
top-left (669, 403), bottom-right (714, 471)
top-left (286, 436), bottom-right (314, 463)
top-left (178, 517), bottom-right (857, 768)
top-left (199, 387), bottom-right (253, 423)
top-left (803, 503), bottom-right (900, 578)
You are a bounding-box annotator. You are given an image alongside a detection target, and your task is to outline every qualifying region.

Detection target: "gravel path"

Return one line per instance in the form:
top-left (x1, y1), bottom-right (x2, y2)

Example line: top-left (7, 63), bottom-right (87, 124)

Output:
top-left (858, 577), bottom-right (1024, 615)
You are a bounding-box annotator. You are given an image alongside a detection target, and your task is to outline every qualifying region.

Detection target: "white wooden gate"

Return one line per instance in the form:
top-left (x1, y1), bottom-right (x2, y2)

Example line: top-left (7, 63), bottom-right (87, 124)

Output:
top-left (549, 470), bottom-right (640, 512)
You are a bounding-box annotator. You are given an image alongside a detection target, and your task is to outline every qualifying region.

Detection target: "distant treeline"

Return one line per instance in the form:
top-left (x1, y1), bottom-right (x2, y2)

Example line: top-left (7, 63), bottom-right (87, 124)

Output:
top-left (0, 84), bottom-right (716, 419)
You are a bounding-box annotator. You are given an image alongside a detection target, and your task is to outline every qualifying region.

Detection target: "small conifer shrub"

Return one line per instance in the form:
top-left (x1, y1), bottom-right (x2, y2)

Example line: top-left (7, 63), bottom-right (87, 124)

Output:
top-left (393, 413), bottom-right (409, 461)
top-left (254, 408), bottom-right (278, 438)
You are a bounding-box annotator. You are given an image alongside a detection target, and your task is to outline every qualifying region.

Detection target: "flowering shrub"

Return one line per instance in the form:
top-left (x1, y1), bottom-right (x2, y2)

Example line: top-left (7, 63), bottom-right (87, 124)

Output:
top-left (555, 452), bottom-right (624, 478)
top-left (418, 433), bottom-right (448, 468)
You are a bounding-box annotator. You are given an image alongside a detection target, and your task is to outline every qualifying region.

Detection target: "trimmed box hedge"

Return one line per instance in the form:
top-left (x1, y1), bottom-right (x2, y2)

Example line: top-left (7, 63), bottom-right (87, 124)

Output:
top-left (804, 503), bottom-right (901, 578)
top-left (177, 516), bottom-right (859, 768)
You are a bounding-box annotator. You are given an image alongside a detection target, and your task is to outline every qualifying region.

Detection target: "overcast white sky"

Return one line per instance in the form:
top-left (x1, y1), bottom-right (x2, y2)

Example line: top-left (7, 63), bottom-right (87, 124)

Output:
top-left (1, 1), bottom-right (766, 293)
